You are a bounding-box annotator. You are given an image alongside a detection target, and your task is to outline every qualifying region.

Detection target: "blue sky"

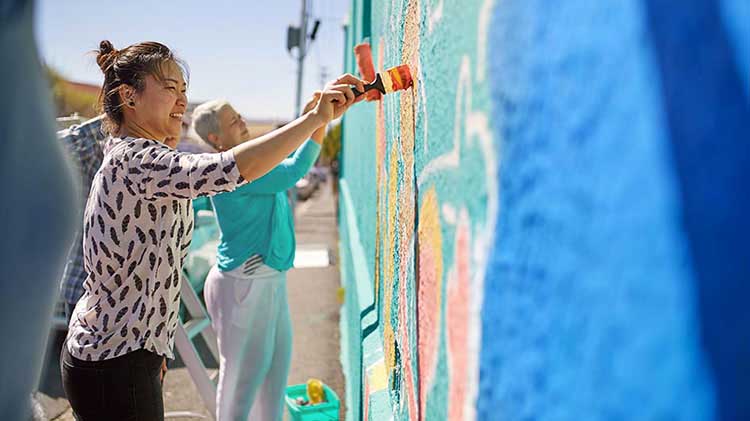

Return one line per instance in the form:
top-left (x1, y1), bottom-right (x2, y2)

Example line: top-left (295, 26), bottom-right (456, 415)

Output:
top-left (35, 0), bottom-right (349, 121)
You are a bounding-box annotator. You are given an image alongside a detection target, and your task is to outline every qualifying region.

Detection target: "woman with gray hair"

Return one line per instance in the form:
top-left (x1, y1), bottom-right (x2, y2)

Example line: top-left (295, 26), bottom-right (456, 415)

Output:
top-left (191, 86), bottom-right (347, 420)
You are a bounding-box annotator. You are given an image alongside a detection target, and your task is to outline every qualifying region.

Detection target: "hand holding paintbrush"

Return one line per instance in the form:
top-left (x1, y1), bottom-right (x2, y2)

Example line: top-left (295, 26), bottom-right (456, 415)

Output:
top-left (352, 65), bottom-right (414, 98)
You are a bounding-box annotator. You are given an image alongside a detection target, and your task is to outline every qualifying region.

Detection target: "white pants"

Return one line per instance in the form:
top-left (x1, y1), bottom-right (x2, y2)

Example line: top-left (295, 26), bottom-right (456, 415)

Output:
top-left (204, 263), bottom-right (292, 421)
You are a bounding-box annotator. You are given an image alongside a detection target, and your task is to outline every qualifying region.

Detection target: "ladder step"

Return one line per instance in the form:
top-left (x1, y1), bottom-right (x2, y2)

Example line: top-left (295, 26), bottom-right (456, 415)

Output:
top-left (184, 318), bottom-right (212, 340)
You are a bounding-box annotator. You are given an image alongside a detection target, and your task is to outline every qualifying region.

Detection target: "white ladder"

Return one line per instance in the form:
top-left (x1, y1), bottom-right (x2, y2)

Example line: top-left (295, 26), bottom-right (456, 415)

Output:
top-left (172, 272), bottom-right (220, 418)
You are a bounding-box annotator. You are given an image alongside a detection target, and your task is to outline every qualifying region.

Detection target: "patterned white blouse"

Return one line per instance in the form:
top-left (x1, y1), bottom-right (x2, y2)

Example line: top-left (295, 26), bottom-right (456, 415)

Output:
top-left (66, 137), bottom-right (246, 361)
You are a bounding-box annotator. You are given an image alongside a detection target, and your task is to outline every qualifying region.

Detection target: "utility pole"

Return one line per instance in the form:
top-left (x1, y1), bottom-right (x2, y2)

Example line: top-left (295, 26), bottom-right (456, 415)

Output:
top-left (294, 0), bottom-right (308, 117)
top-left (320, 65), bottom-right (329, 89)
top-left (287, 1), bottom-right (320, 116)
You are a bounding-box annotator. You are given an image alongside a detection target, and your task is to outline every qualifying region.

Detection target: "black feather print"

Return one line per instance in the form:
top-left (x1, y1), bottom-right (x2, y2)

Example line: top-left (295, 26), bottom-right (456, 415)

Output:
top-left (110, 227), bottom-right (120, 246)
top-left (103, 202), bottom-right (116, 220)
top-left (114, 341), bottom-right (127, 356)
top-left (126, 240), bottom-right (135, 259)
top-left (136, 226), bottom-right (147, 244)
top-left (127, 261), bottom-right (137, 277)
top-left (193, 179), bottom-right (208, 190)
top-left (201, 163), bottom-right (218, 176)
top-left (99, 241), bottom-right (111, 258)
top-left (115, 306), bottom-right (128, 324)
top-left (118, 286), bottom-right (129, 301)
top-left (132, 296), bottom-right (142, 314)
top-left (121, 214), bottom-right (130, 233)
top-left (147, 307), bottom-right (156, 326)
top-left (147, 203), bottom-right (157, 222)
top-left (155, 322), bottom-right (166, 337)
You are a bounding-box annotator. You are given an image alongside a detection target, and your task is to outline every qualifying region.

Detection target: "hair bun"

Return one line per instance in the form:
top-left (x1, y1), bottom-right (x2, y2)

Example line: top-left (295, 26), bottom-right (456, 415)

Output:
top-left (96, 40), bottom-right (118, 72)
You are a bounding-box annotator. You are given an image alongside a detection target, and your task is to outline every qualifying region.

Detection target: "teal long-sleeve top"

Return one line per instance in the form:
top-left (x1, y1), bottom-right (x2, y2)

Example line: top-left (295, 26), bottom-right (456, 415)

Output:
top-left (210, 140), bottom-right (321, 272)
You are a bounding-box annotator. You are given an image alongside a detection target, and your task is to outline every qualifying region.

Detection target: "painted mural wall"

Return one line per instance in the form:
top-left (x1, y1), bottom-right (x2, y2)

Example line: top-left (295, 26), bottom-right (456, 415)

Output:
top-left (338, 0), bottom-right (749, 420)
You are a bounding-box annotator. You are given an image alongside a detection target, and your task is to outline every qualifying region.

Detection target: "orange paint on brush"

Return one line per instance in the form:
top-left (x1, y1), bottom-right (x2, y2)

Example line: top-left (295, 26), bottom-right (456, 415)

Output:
top-left (386, 65), bottom-right (414, 91)
top-left (352, 50), bottom-right (414, 99)
top-left (354, 42), bottom-right (381, 101)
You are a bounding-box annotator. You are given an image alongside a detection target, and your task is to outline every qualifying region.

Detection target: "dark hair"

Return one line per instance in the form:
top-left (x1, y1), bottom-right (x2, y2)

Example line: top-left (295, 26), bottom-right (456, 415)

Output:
top-left (96, 40), bottom-right (188, 135)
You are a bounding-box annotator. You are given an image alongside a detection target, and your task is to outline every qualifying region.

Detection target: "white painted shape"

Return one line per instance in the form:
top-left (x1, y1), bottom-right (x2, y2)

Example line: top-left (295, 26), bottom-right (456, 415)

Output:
top-left (428, 0), bottom-right (444, 34)
top-left (477, 0), bottom-right (495, 82)
top-left (442, 203), bottom-right (458, 224)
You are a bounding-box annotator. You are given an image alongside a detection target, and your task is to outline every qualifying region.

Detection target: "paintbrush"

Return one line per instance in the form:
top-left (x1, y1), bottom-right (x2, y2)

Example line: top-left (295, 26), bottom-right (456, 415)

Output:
top-left (352, 64), bottom-right (414, 97)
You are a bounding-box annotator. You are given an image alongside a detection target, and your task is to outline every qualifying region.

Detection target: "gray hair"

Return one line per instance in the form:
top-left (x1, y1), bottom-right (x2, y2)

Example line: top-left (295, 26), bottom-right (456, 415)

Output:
top-left (191, 99), bottom-right (230, 144)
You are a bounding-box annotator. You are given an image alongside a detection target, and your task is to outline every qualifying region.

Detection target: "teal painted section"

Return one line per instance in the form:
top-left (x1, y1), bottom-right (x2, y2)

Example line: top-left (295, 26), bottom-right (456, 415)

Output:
top-left (340, 0), bottom-right (498, 419)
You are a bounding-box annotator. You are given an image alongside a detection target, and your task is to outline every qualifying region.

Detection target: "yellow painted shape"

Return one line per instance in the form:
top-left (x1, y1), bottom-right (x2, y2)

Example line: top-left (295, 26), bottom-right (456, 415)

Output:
top-left (367, 359), bottom-right (388, 392)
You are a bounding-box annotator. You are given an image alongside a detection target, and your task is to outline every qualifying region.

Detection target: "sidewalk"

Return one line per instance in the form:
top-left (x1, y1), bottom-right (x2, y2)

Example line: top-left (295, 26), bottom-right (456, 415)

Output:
top-left (44, 179), bottom-right (345, 420)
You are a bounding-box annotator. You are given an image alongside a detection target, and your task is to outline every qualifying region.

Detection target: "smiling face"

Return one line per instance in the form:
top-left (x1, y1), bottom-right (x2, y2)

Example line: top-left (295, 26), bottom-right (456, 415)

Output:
top-left (126, 60), bottom-right (187, 141)
top-left (214, 105), bottom-right (250, 150)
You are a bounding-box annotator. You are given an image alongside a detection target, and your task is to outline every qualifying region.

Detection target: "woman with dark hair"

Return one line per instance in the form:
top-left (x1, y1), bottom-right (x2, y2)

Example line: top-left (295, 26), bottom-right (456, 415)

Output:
top-left (60, 40), bottom-right (364, 421)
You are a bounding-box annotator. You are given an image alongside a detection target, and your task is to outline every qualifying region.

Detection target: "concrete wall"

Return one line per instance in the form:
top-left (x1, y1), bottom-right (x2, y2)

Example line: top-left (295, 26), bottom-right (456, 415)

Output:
top-left (338, 1), bottom-right (749, 420)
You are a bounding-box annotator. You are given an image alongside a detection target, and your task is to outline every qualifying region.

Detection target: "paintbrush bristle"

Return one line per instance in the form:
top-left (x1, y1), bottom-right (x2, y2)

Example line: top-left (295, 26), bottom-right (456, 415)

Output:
top-left (382, 65), bottom-right (413, 93)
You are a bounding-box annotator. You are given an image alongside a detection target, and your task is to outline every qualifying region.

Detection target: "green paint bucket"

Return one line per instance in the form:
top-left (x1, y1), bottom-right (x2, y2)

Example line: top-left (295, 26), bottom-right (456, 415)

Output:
top-left (285, 383), bottom-right (340, 421)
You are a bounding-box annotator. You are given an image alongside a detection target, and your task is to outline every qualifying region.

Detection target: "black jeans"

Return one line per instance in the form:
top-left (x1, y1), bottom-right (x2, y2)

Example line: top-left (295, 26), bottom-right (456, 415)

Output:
top-left (61, 344), bottom-right (165, 421)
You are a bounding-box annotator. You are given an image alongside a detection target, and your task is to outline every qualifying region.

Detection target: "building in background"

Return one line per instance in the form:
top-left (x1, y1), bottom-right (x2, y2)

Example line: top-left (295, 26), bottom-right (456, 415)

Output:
top-left (337, 1), bottom-right (750, 420)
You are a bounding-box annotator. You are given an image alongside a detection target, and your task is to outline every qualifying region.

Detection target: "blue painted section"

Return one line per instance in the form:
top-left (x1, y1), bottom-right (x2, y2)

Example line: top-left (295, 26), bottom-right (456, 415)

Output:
top-left (644, 1), bottom-right (750, 419)
top-left (476, 0), bottom-right (747, 419)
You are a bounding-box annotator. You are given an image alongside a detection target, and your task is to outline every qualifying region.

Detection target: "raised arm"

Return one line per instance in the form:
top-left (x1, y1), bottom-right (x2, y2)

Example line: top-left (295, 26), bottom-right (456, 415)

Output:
top-left (230, 75), bottom-right (362, 182)
top-left (234, 94), bottom-right (327, 194)
top-left (234, 140), bottom-right (321, 194)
